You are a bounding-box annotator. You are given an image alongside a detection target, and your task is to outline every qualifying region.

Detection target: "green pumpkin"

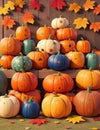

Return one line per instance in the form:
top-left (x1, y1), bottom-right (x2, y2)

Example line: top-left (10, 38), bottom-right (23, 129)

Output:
top-left (0, 69), bottom-right (8, 95)
top-left (11, 55), bottom-right (32, 72)
top-left (22, 38), bottom-right (36, 55)
top-left (86, 51), bottom-right (99, 69)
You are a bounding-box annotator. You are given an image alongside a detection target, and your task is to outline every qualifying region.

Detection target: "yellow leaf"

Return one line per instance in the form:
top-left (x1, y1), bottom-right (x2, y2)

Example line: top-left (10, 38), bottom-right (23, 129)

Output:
top-left (66, 115), bottom-right (86, 124)
top-left (5, 1), bottom-right (15, 10)
top-left (68, 2), bottom-right (81, 13)
top-left (83, 0), bottom-right (95, 11)
top-left (14, 0), bottom-right (25, 8)
top-left (0, 7), bottom-right (3, 15)
top-left (2, 7), bottom-right (9, 15)
top-left (73, 17), bottom-right (89, 29)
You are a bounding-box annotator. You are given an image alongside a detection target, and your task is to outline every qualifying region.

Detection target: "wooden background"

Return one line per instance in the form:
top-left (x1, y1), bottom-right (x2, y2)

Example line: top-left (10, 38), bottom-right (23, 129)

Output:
top-left (0, 0), bottom-right (100, 49)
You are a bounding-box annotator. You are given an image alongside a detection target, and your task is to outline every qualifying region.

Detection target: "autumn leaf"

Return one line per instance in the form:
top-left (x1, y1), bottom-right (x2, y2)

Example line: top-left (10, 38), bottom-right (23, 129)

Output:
top-left (2, 7), bottom-right (9, 15)
top-left (14, 0), bottom-right (25, 8)
top-left (49, 0), bottom-right (67, 10)
top-left (2, 16), bottom-right (16, 29)
top-left (29, 118), bottom-right (48, 126)
top-left (29, 0), bottom-right (42, 10)
top-left (90, 22), bottom-right (100, 32)
top-left (83, 0), bottom-right (95, 11)
top-left (73, 17), bottom-right (89, 29)
top-left (5, 1), bottom-right (15, 10)
top-left (68, 2), bottom-right (81, 13)
top-left (22, 11), bottom-right (35, 24)
top-left (93, 4), bottom-right (100, 15)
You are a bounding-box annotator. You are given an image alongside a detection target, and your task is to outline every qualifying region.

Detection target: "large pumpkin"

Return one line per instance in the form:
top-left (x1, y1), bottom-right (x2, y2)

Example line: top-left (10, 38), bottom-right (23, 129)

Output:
top-left (73, 87), bottom-right (100, 117)
top-left (56, 28), bottom-right (77, 41)
top-left (16, 25), bottom-right (31, 41)
top-left (41, 93), bottom-right (72, 118)
top-left (43, 72), bottom-right (74, 93)
top-left (0, 36), bottom-right (22, 55)
top-left (76, 69), bottom-right (100, 90)
top-left (27, 50), bottom-right (49, 69)
top-left (8, 89), bottom-right (41, 104)
top-left (11, 72), bottom-right (38, 92)
top-left (0, 94), bottom-right (20, 118)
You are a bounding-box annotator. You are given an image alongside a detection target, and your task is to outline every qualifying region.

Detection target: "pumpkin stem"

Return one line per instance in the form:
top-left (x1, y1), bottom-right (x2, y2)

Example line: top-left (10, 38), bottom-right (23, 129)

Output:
top-left (28, 97), bottom-right (34, 102)
top-left (87, 86), bottom-right (92, 93)
top-left (53, 92), bottom-right (58, 97)
top-left (4, 94), bottom-right (8, 98)
top-left (48, 34), bottom-right (52, 39)
top-left (56, 72), bottom-right (61, 76)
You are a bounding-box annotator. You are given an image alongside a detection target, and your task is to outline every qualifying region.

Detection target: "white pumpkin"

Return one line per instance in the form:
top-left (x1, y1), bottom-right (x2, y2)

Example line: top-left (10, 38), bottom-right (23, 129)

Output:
top-left (37, 39), bottom-right (60, 54)
top-left (0, 94), bottom-right (20, 118)
top-left (51, 15), bottom-right (69, 29)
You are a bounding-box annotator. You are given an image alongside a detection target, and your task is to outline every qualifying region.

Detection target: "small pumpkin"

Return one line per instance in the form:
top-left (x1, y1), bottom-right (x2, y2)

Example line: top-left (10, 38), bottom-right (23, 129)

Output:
top-left (41, 93), bottom-right (72, 118)
top-left (76, 69), bottom-right (100, 90)
top-left (93, 49), bottom-right (100, 68)
top-left (51, 15), bottom-right (69, 29)
top-left (11, 72), bottom-right (38, 92)
top-left (48, 52), bottom-right (70, 71)
top-left (16, 24), bottom-right (31, 41)
top-left (0, 94), bottom-right (20, 118)
top-left (43, 72), bottom-right (74, 93)
top-left (21, 98), bottom-right (40, 118)
top-left (73, 87), bottom-right (100, 117)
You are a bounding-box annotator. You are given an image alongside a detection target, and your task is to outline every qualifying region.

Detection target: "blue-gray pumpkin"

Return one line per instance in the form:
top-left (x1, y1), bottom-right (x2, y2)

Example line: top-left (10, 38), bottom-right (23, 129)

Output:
top-left (48, 52), bottom-right (70, 71)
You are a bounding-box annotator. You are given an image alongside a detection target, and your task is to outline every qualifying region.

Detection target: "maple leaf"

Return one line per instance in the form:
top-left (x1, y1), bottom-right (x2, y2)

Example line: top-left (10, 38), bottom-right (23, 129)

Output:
top-left (73, 17), bottom-right (89, 29)
top-left (14, 0), bottom-right (25, 8)
top-left (2, 7), bottom-right (9, 15)
top-left (5, 1), bottom-right (15, 10)
top-left (2, 16), bottom-right (16, 29)
top-left (68, 2), bottom-right (81, 13)
top-left (0, 7), bottom-right (3, 15)
top-left (83, 0), bottom-right (95, 11)
top-left (90, 22), bottom-right (100, 32)
top-left (29, 118), bottom-right (48, 126)
top-left (49, 0), bottom-right (67, 10)
top-left (93, 4), bottom-right (100, 15)
top-left (22, 11), bottom-right (35, 24)
top-left (29, 0), bottom-right (42, 10)
top-left (66, 115), bottom-right (86, 124)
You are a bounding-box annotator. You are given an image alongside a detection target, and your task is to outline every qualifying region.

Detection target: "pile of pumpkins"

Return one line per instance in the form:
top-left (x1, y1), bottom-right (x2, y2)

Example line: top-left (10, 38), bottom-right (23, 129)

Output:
top-left (0, 16), bottom-right (100, 119)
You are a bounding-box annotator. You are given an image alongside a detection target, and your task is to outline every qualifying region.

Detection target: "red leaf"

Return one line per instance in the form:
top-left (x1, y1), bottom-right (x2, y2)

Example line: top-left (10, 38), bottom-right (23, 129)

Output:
top-left (93, 4), bottom-right (100, 15)
top-left (29, 0), bottom-right (42, 10)
top-left (29, 118), bottom-right (48, 126)
top-left (93, 117), bottom-right (100, 121)
top-left (50, 0), bottom-right (67, 10)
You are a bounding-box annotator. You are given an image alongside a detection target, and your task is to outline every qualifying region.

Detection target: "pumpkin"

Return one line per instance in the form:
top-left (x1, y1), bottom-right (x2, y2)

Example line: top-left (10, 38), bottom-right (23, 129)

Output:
top-left (22, 38), bottom-right (36, 55)
top-left (16, 25), bottom-right (31, 41)
top-left (11, 54), bottom-right (32, 72)
top-left (76, 69), bottom-right (100, 90)
top-left (65, 50), bottom-right (85, 69)
top-left (43, 72), bottom-right (74, 93)
top-left (0, 69), bottom-right (8, 95)
top-left (21, 98), bottom-right (40, 118)
top-left (36, 36), bottom-right (60, 54)
top-left (86, 51), bottom-right (99, 69)
top-left (0, 36), bottom-right (22, 55)
top-left (60, 39), bottom-right (76, 53)
top-left (41, 93), bottom-right (72, 118)
top-left (48, 52), bottom-right (70, 71)
top-left (0, 55), bottom-right (14, 69)
top-left (76, 38), bottom-right (91, 54)
top-left (36, 26), bottom-right (56, 40)
top-left (56, 27), bottom-right (77, 41)
top-left (93, 49), bottom-right (100, 68)
top-left (0, 94), bottom-right (20, 118)
top-left (51, 15), bottom-right (69, 29)
top-left (27, 49), bottom-right (49, 69)
top-left (8, 89), bottom-right (41, 104)
top-left (73, 87), bottom-right (100, 117)
top-left (11, 72), bottom-right (38, 92)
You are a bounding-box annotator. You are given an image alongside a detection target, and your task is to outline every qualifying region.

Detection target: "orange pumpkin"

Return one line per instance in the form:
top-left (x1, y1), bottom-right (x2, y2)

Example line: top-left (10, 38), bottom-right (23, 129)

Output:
top-left (8, 89), bottom-right (41, 104)
top-left (16, 25), bottom-right (31, 41)
top-left (43, 72), bottom-right (74, 93)
top-left (76, 69), bottom-right (100, 90)
top-left (56, 28), bottom-right (77, 41)
top-left (0, 55), bottom-right (14, 69)
top-left (36, 26), bottom-right (56, 40)
top-left (93, 49), bottom-right (100, 68)
top-left (60, 39), bottom-right (76, 53)
top-left (76, 38), bottom-right (91, 53)
top-left (41, 93), bottom-right (72, 118)
top-left (65, 51), bottom-right (85, 69)
top-left (0, 36), bottom-right (22, 55)
top-left (11, 72), bottom-right (38, 92)
top-left (27, 50), bottom-right (49, 69)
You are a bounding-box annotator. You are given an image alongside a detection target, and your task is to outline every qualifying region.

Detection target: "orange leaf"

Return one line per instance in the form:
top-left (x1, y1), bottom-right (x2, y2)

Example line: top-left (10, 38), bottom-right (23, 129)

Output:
top-left (90, 22), bottom-right (100, 32)
top-left (2, 16), bottom-right (15, 29)
top-left (68, 2), bottom-right (81, 13)
top-left (93, 4), bottom-right (100, 15)
top-left (83, 0), bottom-right (95, 11)
top-left (22, 11), bottom-right (35, 24)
